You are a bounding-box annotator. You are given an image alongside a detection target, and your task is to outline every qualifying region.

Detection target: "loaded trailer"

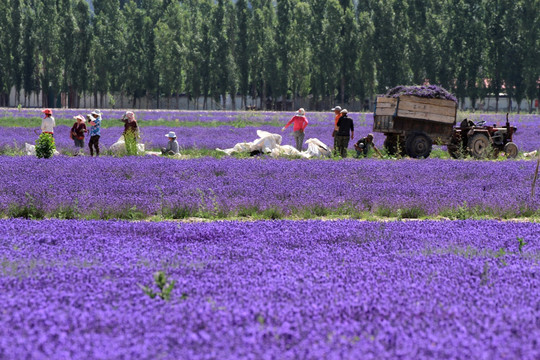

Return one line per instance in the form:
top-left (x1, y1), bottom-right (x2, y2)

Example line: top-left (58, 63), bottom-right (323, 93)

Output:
top-left (373, 95), bottom-right (518, 159)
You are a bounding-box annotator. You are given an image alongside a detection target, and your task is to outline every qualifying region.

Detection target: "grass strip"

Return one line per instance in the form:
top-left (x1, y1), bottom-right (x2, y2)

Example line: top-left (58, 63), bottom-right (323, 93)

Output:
top-left (0, 116), bottom-right (284, 128)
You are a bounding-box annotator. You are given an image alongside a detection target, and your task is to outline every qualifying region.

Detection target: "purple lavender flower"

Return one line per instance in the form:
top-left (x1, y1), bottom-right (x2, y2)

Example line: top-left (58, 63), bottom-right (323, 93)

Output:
top-left (0, 219), bottom-right (538, 359)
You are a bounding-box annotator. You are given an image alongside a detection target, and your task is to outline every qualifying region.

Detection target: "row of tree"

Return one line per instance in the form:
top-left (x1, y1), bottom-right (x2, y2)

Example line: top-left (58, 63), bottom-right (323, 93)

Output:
top-left (0, 0), bottom-right (538, 111)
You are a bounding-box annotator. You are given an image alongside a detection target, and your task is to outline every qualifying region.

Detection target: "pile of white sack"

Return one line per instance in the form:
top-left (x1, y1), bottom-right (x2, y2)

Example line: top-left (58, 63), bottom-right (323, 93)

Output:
top-left (217, 130), bottom-right (332, 159)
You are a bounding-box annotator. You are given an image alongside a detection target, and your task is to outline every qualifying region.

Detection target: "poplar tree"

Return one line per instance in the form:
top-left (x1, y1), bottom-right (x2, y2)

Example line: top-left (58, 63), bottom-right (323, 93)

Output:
top-left (10, 0), bottom-right (24, 105)
top-left (0, 0), bottom-right (12, 105)
top-left (235, 0), bottom-right (250, 108)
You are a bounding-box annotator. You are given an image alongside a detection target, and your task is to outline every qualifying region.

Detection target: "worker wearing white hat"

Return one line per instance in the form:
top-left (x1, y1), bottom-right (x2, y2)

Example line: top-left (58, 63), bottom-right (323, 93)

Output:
top-left (161, 131), bottom-right (180, 156)
top-left (88, 110), bottom-right (102, 157)
top-left (70, 115), bottom-right (88, 154)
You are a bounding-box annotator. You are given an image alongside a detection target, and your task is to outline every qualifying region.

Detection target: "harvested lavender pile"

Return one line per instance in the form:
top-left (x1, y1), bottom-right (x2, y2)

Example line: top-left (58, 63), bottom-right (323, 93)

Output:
top-left (383, 85), bottom-right (458, 103)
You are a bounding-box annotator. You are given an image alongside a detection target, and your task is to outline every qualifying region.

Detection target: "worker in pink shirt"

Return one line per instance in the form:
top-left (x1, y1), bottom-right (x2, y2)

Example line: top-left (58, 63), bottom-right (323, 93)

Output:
top-left (282, 108), bottom-right (309, 151)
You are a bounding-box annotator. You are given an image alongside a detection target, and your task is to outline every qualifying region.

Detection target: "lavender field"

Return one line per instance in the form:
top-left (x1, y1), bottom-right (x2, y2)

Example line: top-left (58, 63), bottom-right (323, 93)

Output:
top-left (1, 109), bottom-right (539, 153)
top-left (0, 156), bottom-right (538, 220)
top-left (0, 219), bottom-right (539, 359)
top-left (1, 109), bottom-right (539, 359)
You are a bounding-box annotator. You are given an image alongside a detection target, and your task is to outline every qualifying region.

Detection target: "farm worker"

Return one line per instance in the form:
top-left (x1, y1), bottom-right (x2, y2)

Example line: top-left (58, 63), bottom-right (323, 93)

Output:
top-left (121, 111), bottom-right (140, 155)
top-left (161, 131), bottom-right (180, 156)
top-left (70, 115), bottom-right (88, 155)
top-left (41, 108), bottom-right (55, 135)
top-left (88, 110), bottom-right (102, 157)
top-left (282, 108), bottom-right (308, 151)
top-left (335, 109), bottom-right (354, 158)
top-left (331, 105), bottom-right (342, 155)
top-left (354, 133), bottom-right (382, 158)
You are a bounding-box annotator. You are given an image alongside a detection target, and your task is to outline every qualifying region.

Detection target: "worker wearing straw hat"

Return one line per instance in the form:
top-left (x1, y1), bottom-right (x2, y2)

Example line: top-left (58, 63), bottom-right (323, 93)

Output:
top-left (121, 111), bottom-right (140, 155)
top-left (41, 108), bottom-right (55, 136)
top-left (161, 131), bottom-right (180, 156)
top-left (70, 115), bottom-right (88, 154)
top-left (282, 108), bottom-right (309, 151)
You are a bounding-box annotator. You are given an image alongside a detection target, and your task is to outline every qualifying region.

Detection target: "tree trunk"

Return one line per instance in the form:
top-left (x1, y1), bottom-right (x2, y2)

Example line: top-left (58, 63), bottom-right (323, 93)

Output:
top-left (262, 80), bottom-right (267, 110)
top-left (41, 87), bottom-right (47, 108)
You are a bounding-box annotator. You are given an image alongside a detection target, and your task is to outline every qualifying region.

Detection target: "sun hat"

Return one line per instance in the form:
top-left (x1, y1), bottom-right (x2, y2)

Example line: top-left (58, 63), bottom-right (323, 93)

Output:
top-left (91, 110), bottom-right (101, 116)
top-left (331, 106), bottom-right (342, 112)
top-left (42, 108), bottom-right (52, 116)
top-left (340, 109), bottom-right (348, 114)
top-left (74, 115), bottom-right (85, 123)
top-left (296, 108), bottom-right (305, 116)
top-left (166, 131), bottom-right (177, 138)
top-left (124, 111), bottom-right (135, 121)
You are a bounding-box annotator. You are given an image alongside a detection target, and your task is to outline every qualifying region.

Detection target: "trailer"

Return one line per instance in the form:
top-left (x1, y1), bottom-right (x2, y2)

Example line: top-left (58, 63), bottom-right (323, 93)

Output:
top-left (373, 95), bottom-right (518, 159)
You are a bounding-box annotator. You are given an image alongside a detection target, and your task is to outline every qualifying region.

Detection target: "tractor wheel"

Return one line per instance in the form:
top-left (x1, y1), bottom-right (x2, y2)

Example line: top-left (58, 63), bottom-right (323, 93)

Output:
top-left (504, 142), bottom-right (518, 159)
top-left (405, 132), bottom-right (432, 158)
top-left (467, 133), bottom-right (490, 159)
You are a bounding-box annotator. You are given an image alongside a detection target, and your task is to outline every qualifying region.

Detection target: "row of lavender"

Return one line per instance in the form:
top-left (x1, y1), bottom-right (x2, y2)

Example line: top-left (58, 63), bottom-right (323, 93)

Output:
top-left (0, 107), bottom-right (338, 124)
top-left (0, 124), bottom-right (381, 153)
top-left (1, 110), bottom-right (539, 152)
top-left (0, 157), bottom-right (537, 219)
top-left (0, 219), bottom-right (538, 359)
top-left (1, 119), bottom-right (539, 153)
top-left (1, 107), bottom-right (538, 126)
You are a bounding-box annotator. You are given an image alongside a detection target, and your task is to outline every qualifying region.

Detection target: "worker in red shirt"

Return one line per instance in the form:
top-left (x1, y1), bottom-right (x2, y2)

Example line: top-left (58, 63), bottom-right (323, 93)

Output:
top-left (282, 108), bottom-right (309, 151)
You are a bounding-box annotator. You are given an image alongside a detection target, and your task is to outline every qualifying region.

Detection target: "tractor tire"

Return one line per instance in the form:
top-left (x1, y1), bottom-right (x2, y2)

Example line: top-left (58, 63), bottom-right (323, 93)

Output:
top-left (467, 133), bottom-right (490, 159)
top-left (405, 132), bottom-right (432, 158)
top-left (504, 142), bottom-right (518, 159)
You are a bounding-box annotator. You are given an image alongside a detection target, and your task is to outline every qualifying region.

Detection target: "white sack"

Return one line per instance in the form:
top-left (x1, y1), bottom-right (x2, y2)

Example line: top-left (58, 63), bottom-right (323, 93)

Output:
top-left (217, 130), bottom-right (330, 159)
top-left (110, 136), bottom-right (144, 154)
top-left (303, 138), bottom-right (332, 158)
top-left (270, 145), bottom-right (302, 158)
top-left (217, 130), bottom-right (282, 155)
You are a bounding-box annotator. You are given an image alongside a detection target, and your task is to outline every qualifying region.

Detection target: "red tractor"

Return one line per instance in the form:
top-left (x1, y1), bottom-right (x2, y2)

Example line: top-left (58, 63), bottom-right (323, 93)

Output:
top-left (373, 95), bottom-right (519, 159)
top-left (448, 114), bottom-right (518, 159)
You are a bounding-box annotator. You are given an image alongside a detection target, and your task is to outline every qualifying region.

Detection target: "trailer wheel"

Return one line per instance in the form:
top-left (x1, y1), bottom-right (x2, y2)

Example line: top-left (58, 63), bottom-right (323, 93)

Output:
top-left (467, 133), bottom-right (490, 159)
top-left (504, 142), bottom-right (518, 158)
top-left (405, 132), bottom-right (432, 158)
